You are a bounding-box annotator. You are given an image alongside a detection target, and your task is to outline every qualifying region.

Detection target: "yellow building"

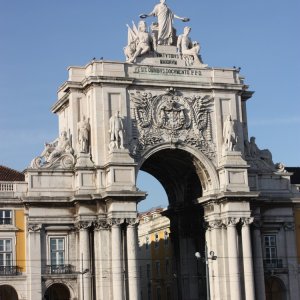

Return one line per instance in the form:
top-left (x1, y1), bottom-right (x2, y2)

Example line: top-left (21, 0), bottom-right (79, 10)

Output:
top-left (138, 208), bottom-right (175, 300)
top-left (0, 165), bottom-right (26, 299)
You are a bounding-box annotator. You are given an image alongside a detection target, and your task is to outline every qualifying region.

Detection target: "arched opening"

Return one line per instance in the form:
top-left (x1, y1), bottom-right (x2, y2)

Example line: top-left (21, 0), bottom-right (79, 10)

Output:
top-left (137, 148), bottom-right (207, 300)
top-left (265, 276), bottom-right (286, 300)
top-left (0, 285), bottom-right (18, 300)
top-left (44, 283), bottom-right (70, 300)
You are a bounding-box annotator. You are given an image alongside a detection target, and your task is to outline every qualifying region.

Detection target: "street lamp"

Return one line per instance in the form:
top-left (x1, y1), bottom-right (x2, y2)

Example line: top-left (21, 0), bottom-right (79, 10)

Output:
top-left (195, 244), bottom-right (217, 300)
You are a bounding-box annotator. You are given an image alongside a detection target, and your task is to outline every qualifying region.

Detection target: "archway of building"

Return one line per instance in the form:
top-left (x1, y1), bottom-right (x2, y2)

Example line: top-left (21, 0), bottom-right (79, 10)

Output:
top-left (44, 283), bottom-right (70, 300)
top-left (0, 285), bottom-right (18, 300)
top-left (138, 146), bottom-right (217, 300)
top-left (265, 276), bottom-right (287, 300)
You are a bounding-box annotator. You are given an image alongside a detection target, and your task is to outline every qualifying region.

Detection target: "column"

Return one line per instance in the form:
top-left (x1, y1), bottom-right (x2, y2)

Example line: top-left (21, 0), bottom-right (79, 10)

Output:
top-left (27, 224), bottom-right (42, 300)
top-left (78, 221), bottom-right (92, 300)
top-left (110, 218), bottom-right (124, 300)
top-left (127, 218), bottom-right (140, 300)
top-left (94, 220), bottom-right (111, 300)
top-left (284, 222), bottom-right (300, 300)
top-left (252, 220), bottom-right (266, 300)
top-left (241, 217), bottom-right (255, 300)
top-left (225, 217), bottom-right (241, 300)
top-left (208, 220), bottom-right (222, 300)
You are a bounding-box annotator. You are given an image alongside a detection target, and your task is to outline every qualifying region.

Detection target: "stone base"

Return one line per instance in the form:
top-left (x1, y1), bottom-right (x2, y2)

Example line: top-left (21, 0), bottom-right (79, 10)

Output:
top-left (108, 149), bottom-right (135, 164)
top-left (75, 153), bottom-right (94, 168)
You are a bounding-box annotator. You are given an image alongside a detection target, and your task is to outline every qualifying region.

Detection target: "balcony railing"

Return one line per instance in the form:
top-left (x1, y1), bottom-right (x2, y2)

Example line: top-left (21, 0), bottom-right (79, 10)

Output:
top-left (45, 264), bottom-right (76, 275)
top-left (263, 258), bottom-right (283, 269)
top-left (0, 266), bottom-right (21, 276)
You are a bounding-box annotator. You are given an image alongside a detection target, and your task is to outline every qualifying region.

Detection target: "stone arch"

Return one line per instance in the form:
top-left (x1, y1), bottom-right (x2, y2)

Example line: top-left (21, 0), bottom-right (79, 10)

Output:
top-left (44, 281), bottom-right (74, 300)
top-left (265, 276), bottom-right (287, 300)
top-left (0, 285), bottom-right (19, 300)
top-left (138, 143), bottom-right (220, 197)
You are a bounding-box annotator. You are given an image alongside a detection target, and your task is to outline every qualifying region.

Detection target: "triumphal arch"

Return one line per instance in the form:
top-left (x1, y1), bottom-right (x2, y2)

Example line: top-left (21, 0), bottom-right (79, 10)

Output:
top-left (22, 2), bottom-right (299, 300)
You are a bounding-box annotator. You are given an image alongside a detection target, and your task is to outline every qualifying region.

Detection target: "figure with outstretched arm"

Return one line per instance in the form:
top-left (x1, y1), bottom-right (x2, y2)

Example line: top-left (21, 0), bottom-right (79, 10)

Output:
top-left (140, 0), bottom-right (189, 45)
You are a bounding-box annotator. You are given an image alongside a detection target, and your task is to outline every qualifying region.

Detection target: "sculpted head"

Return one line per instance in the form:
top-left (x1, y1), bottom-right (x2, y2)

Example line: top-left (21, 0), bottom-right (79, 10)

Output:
top-left (160, 0), bottom-right (166, 4)
top-left (183, 26), bottom-right (191, 35)
top-left (138, 21), bottom-right (147, 32)
top-left (60, 131), bottom-right (67, 139)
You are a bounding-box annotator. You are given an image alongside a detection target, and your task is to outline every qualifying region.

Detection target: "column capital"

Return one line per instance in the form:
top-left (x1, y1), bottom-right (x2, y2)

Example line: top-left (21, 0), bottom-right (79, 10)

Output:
top-left (252, 218), bottom-right (262, 229)
top-left (108, 218), bottom-right (125, 227)
top-left (207, 219), bottom-right (223, 230)
top-left (126, 218), bottom-right (139, 227)
top-left (283, 222), bottom-right (295, 231)
top-left (75, 221), bottom-right (93, 230)
top-left (94, 219), bottom-right (110, 230)
top-left (241, 217), bottom-right (254, 226)
top-left (223, 217), bottom-right (239, 227)
top-left (28, 223), bottom-right (42, 232)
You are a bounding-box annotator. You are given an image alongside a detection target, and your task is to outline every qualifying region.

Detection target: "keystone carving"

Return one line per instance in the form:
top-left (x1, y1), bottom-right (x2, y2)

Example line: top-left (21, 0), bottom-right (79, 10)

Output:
top-left (129, 88), bottom-right (215, 160)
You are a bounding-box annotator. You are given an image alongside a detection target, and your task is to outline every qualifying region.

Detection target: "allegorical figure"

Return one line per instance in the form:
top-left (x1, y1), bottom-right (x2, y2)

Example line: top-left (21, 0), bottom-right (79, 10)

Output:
top-left (109, 111), bottom-right (124, 149)
top-left (41, 131), bottom-right (73, 163)
top-left (223, 115), bottom-right (237, 152)
top-left (77, 116), bottom-right (90, 153)
top-left (128, 21), bottom-right (152, 63)
top-left (140, 0), bottom-right (189, 45)
top-left (249, 136), bottom-right (274, 166)
top-left (177, 26), bottom-right (201, 64)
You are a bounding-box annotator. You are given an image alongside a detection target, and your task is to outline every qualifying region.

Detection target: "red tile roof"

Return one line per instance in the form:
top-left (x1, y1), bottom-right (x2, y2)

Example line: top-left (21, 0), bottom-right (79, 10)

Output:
top-left (0, 165), bottom-right (25, 181)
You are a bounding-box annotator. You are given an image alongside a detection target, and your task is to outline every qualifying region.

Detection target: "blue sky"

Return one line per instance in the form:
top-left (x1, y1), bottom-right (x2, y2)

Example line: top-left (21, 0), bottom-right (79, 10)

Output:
top-left (0, 0), bottom-right (299, 211)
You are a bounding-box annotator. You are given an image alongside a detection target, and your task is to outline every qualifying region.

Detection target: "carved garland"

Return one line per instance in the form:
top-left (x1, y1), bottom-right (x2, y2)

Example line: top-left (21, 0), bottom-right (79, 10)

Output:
top-left (129, 88), bottom-right (216, 161)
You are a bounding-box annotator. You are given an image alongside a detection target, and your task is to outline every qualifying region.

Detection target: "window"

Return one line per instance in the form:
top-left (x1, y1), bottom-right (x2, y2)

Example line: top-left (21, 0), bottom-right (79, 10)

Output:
top-left (0, 210), bottom-right (12, 225)
top-left (50, 238), bottom-right (65, 266)
top-left (155, 233), bottom-right (159, 248)
top-left (146, 236), bottom-right (150, 250)
top-left (166, 286), bottom-right (171, 300)
top-left (146, 263), bottom-right (151, 279)
top-left (264, 235), bottom-right (281, 268)
top-left (0, 239), bottom-right (12, 267)
top-left (156, 260), bottom-right (160, 277)
top-left (164, 231), bottom-right (169, 246)
top-left (264, 235), bottom-right (277, 260)
top-left (165, 258), bottom-right (170, 275)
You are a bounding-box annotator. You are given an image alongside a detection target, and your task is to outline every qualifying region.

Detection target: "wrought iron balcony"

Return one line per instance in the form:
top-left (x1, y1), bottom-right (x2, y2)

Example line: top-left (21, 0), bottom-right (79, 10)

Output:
top-left (0, 266), bottom-right (21, 276)
top-left (45, 264), bottom-right (76, 275)
top-left (263, 258), bottom-right (283, 269)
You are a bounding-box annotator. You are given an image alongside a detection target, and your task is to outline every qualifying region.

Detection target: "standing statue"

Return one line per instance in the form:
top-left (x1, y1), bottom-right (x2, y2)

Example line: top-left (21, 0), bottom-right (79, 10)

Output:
top-left (127, 21), bottom-right (152, 63)
top-left (77, 116), bottom-right (90, 153)
top-left (223, 115), bottom-right (237, 152)
top-left (177, 26), bottom-right (201, 64)
top-left (140, 0), bottom-right (189, 45)
top-left (109, 111), bottom-right (124, 150)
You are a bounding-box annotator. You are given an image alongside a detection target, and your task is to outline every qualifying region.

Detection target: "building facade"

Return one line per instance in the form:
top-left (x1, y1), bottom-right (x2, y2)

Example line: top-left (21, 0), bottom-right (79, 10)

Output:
top-left (1, 3), bottom-right (300, 300)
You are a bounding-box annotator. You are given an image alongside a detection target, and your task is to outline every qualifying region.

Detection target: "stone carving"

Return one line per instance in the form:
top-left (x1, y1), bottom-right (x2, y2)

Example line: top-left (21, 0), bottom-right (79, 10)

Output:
top-left (223, 217), bottom-right (239, 227)
top-left (207, 220), bottom-right (223, 230)
top-left (125, 21), bottom-right (153, 63)
top-left (108, 218), bottom-right (125, 227)
top-left (275, 162), bottom-right (287, 173)
top-left (140, 0), bottom-right (189, 46)
top-left (109, 111), bottom-right (125, 151)
top-left (283, 222), bottom-right (295, 231)
top-left (94, 219), bottom-right (110, 230)
top-left (75, 221), bottom-right (93, 230)
top-left (31, 131), bottom-right (75, 169)
top-left (245, 136), bottom-right (275, 172)
top-left (222, 115), bottom-right (238, 153)
top-left (130, 88), bottom-right (215, 160)
top-left (126, 218), bottom-right (139, 226)
top-left (177, 26), bottom-right (201, 66)
top-left (28, 223), bottom-right (42, 232)
top-left (240, 217), bottom-right (254, 226)
top-left (77, 116), bottom-right (90, 153)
